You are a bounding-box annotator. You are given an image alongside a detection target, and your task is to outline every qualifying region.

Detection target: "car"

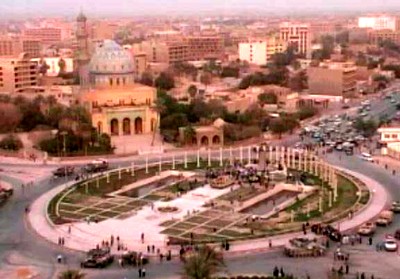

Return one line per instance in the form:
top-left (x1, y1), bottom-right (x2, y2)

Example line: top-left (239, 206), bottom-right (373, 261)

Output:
top-left (360, 153), bottom-right (374, 162)
top-left (341, 104), bottom-right (350, 109)
top-left (358, 222), bottom-right (376, 236)
top-left (52, 166), bottom-right (75, 177)
top-left (390, 98), bottom-right (396, 104)
top-left (384, 238), bottom-right (398, 252)
top-left (391, 201), bottom-right (400, 213)
top-left (335, 144), bottom-right (343, 151)
top-left (376, 210), bottom-right (394, 226)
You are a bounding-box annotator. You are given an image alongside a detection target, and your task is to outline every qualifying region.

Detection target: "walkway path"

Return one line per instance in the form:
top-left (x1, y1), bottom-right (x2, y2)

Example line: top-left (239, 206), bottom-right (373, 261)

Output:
top-left (27, 164), bottom-right (389, 257)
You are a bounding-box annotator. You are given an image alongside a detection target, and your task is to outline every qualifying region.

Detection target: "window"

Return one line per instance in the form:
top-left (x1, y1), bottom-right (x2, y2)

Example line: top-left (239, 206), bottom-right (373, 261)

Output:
top-left (109, 78), bottom-right (113, 86)
top-left (384, 134), bottom-right (390, 139)
top-left (123, 77), bottom-right (126, 85)
top-left (392, 134), bottom-right (398, 139)
top-left (116, 78), bottom-right (120, 86)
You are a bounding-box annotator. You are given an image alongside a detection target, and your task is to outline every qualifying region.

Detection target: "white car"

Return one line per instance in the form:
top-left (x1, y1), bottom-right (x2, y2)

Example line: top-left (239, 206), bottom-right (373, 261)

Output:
top-left (361, 153), bottom-right (374, 162)
top-left (384, 238), bottom-right (398, 252)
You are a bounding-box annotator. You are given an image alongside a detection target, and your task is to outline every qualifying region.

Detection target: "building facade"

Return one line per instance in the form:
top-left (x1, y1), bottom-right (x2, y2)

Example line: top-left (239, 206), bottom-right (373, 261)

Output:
top-left (238, 37), bottom-right (287, 65)
top-left (358, 16), bottom-right (400, 32)
top-left (187, 36), bottom-right (224, 61)
top-left (280, 22), bottom-right (311, 58)
top-left (307, 62), bottom-right (357, 98)
top-left (0, 53), bottom-right (39, 94)
top-left (80, 40), bottom-right (159, 137)
top-left (23, 27), bottom-right (62, 45)
top-left (0, 37), bottom-right (42, 58)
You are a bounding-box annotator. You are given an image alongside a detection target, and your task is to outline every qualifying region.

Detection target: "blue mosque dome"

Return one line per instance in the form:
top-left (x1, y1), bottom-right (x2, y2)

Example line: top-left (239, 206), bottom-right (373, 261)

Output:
top-left (89, 40), bottom-right (134, 75)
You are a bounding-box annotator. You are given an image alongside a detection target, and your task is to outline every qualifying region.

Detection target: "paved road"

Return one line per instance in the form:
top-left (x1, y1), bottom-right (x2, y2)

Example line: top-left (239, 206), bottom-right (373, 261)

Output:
top-left (2, 84), bottom-right (400, 278)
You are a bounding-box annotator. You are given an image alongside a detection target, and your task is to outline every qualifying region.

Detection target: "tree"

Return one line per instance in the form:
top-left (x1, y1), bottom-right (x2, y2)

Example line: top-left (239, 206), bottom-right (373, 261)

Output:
top-left (220, 66), bottom-right (239, 78)
top-left (188, 85), bottom-right (198, 99)
top-left (353, 118), bottom-right (378, 137)
top-left (258, 92), bottom-right (278, 105)
top-left (0, 103), bottom-right (22, 133)
top-left (0, 134), bottom-right (23, 151)
top-left (382, 64), bottom-right (400, 79)
top-left (183, 125), bottom-right (196, 144)
top-left (58, 269), bottom-right (86, 279)
top-left (139, 71), bottom-right (154, 86)
top-left (296, 106), bottom-right (318, 120)
top-left (200, 72), bottom-right (212, 89)
top-left (182, 245), bottom-right (225, 279)
top-left (155, 72), bottom-right (175, 90)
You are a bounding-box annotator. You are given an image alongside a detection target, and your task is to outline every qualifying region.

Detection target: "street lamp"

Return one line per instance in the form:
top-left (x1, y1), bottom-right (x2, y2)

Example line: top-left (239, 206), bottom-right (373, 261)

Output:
top-left (60, 131), bottom-right (68, 157)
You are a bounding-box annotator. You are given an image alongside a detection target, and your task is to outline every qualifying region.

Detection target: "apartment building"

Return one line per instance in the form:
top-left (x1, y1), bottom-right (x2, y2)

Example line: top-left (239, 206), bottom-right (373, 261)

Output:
top-left (368, 30), bottom-right (400, 44)
top-left (23, 27), bottom-right (62, 44)
top-left (280, 22), bottom-right (311, 58)
top-left (238, 37), bottom-right (287, 66)
top-left (358, 15), bottom-right (400, 32)
top-left (0, 37), bottom-right (42, 58)
top-left (307, 61), bottom-right (357, 98)
top-left (0, 53), bottom-right (39, 94)
top-left (132, 41), bottom-right (190, 65)
top-left (187, 36), bottom-right (224, 61)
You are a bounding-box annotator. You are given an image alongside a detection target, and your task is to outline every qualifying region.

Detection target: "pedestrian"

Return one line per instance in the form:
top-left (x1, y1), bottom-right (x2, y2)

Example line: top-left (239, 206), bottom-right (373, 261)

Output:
top-left (368, 237), bottom-right (373, 245)
top-left (279, 267), bottom-right (285, 277)
top-left (375, 242), bottom-right (380, 251)
top-left (361, 272), bottom-right (366, 279)
top-left (152, 245), bottom-right (155, 253)
top-left (142, 268), bottom-right (146, 278)
top-left (141, 232), bottom-right (144, 243)
top-left (345, 264), bottom-right (349, 274)
top-left (147, 245), bottom-right (150, 253)
top-left (61, 237), bottom-right (65, 246)
top-left (272, 266), bottom-right (279, 277)
top-left (68, 226), bottom-right (71, 234)
top-left (159, 253), bottom-right (163, 262)
top-left (268, 239), bottom-right (272, 248)
top-left (138, 268), bottom-right (142, 278)
top-left (118, 258), bottom-right (123, 267)
top-left (110, 235), bottom-right (114, 246)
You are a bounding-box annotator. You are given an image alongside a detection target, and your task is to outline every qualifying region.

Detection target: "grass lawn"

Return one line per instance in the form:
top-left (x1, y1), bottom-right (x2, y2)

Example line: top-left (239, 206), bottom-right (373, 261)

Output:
top-left (186, 216), bottom-right (210, 224)
top-left (78, 208), bottom-right (104, 215)
top-left (171, 222), bottom-right (199, 230)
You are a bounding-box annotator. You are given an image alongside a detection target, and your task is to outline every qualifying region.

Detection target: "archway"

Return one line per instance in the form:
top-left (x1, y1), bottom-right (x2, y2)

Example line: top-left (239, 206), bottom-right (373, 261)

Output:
top-left (110, 119), bottom-right (119, 135)
top-left (97, 121), bottom-right (103, 134)
top-left (135, 117), bottom-right (143, 134)
top-left (123, 118), bottom-right (131, 135)
top-left (212, 135), bottom-right (220, 145)
top-left (192, 137), bottom-right (198, 145)
top-left (201, 136), bottom-right (209, 146)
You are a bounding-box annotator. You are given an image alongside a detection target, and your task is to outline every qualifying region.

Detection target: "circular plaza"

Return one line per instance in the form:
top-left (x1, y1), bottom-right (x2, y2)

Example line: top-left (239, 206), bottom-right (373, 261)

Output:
top-left (28, 146), bottom-right (385, 256)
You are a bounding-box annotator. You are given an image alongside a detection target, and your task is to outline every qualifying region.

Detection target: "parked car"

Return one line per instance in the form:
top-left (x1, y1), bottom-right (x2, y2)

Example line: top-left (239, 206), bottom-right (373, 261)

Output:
top-left (358, 222), bottom-right (376, 236)
top-left (376, 210), bottom-right (394, 226)
top-left (121, 251), bottom-right (149, 266)
top-left (360, 153), bottom-right (374, 162)
top-left (81, 248), bottom-right (114, 268)
top-left (391, 201), bottom-right (400, 213)
top-left (52, 166), bottom-right (75, 177)
top-left (85, 159), bottom-right (109, 173)
top-left (384, 237), bottom-right (398, 252)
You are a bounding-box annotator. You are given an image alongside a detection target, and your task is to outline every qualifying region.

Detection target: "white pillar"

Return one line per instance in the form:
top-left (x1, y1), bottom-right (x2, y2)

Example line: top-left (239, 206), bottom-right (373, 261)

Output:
top-left (239, 146), bottom-right (243, 163)
top-left (172, 155), bottom-right (175, 170)
top-left (307, 202), bottom-right (310, 217)
top-left (291, 210), bottom-right (294, 223)
top-left (275, 146), bottom-right (279, 163)
top-left (96, 176), bottom-right (100, 188)
top-left (118, 167), bottom-right (122, 180)
top-left (131, 162), bottom-right (135, 176)
top-left (268, 145), bottom-right (273, 163)
top-left (184, 151), bottom-right (188, 169)
top-left (106, 172), bottom-right (110, 183)
top-left (159, 156), bottom-right (162, 173)
top-left (197, 149), bottom-right (200, 168)
top-left (145, 156), bottom-right (149, 174)
top-left (319, 196), bottom-right (323, 213)
top-left (229, 146), bottom-right (233, 165)
top-left (219, 147), bottom-right (223, 167)
top-left (85, 182), bottom-right (88, 194)
top-left (333, 173), bottom-right (338, 201)
top-left (329, 190), bottom-right (333, 208)
top-left (247, 146), bottom-right (251, 164)
top-left (208, 149), bottom-right (211, 167)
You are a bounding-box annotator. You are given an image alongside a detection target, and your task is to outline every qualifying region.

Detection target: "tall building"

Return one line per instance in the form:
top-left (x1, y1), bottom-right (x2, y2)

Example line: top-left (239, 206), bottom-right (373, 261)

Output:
top-left (76, 11), bottom-right (90, 87)
top-left (132, 41), bottom-right (190, 65)
top-left (0, 36), bottom-right (41, 58)
top-left (80, 40), bottom-right (158, 137)
top-left (280, 22), bottom-right (311, 58)
top-left (23, 27), bottom-right (62, 45)
top-left (307, 61), bottom-right (357, 98)
top-left (368, 30), bottom-right (400, 44)
top-left (239, 37), bottom-right (287, 66)
top-left (187, 36), bottom-right (224, 61)
top-left (0, 53), bottom-right (38, 94)
top-left (358, 16), bottom-right (400, 32)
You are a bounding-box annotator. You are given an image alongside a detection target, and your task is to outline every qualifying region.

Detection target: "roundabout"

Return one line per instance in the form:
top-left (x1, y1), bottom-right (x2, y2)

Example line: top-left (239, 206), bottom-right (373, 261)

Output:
top-left (27, 146), bottom-right (386, 257)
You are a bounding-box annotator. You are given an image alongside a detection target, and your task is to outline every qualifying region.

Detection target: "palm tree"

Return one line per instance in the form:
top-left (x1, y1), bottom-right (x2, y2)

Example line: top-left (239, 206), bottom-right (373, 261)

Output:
top-left (58, 269), bottom-right (86, 279)
top-left (182, 245), bottom-right (225, 279)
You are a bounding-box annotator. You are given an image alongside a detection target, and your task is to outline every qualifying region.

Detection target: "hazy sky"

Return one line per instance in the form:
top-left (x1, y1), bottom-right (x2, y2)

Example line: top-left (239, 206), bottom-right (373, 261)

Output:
top-left (2, 0), bottom-right (399, 16)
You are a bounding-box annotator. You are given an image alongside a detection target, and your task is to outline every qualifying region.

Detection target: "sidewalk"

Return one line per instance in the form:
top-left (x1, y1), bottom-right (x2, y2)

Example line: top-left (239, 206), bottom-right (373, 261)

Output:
top-left (27, 164), bottom-right (388, 257)
top-left (373, 155), bottom-right (400, 175)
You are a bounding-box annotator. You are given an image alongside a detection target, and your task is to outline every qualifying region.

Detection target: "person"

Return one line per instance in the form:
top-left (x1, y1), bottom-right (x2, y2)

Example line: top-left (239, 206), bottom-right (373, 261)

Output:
top-left (152, 245), bottom-right (155, 253)
top-left (68, 226), bottom-right (71, 234)
top-left (368, 237), bottom-right (373, 245)
top-left (345, 264), bottom-right (349, 274)
top-left (57, 254), bottom-right (63, 264)
top-left (142, 268), bottom-right (146, 278)
top-left (268, 239), bottom-right (272, 248)
top-left (272, 266), bottom-right (279, 277)
top-left (141, 232), bottom-right (144, 243)
top-left (138, 268), bottom-right (142, 278)
top-left (361, 272), bottom-right (366, 279)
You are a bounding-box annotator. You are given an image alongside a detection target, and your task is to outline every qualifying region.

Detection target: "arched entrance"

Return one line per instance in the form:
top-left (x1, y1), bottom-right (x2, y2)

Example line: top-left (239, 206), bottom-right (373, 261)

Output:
top-left (201, 136), bottom-right (209, 146)
top-left (192, 137), bottom-right (198, 145)
top-left (123, 118), bottom-right (131, 135)
top-left (212, 135), bottom-right (220, 145)
top-left (97, 121), bottom-right (103, 134)
top-left (110, 119), bottom-right (119, 135)
top-left (135, 117), bottom-right (143, 134)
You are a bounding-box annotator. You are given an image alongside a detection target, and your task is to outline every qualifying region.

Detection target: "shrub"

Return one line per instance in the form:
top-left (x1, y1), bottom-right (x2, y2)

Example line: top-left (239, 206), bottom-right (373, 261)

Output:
top-left (0, 134), bottom-right (23, 151)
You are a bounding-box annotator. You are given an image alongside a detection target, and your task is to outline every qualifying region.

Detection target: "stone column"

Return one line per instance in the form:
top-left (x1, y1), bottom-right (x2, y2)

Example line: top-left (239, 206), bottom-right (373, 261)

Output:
top-left (229, 146), bottom-right (233, 165)
top-left (172, 155), bottom-right (175, 170)
top-left (219, 147), bottom-right (223, 167)
top-left (145, 156), bottom-right (149, 174)
top-left (208, 149), bottom-right (211, 167)
top-left (240, 146), bottom-right (243, 164)
top-left (184, 151), bottom-right (188, 169)
top-left (131, 162), bottom-right (135, 176)
top-left (304, 149), bottom-right (308, 172)
top-left (197, 149), bottom-right (200, 168)
top-left (248, 146), bottom-right (251, 164)
top-left (275, 146), bottom-right (279, 163)
top-left (287, 147), bottom-right (291, 168)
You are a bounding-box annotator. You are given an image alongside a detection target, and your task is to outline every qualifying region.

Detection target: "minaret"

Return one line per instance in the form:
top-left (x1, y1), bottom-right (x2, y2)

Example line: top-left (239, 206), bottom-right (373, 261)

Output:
top-left (76, 10), bottom-right (90, 88)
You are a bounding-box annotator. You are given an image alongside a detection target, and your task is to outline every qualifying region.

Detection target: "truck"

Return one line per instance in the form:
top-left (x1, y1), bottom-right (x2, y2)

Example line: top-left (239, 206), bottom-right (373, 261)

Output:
top-left (376, 210), bottom-right (394, 226)
top-left (81, 248), bottom-right (114, 268)
top-left (84, 159), bottom-right (109, 173)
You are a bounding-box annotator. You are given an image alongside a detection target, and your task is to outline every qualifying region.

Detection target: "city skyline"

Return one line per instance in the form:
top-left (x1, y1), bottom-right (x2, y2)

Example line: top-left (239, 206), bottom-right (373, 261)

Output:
top-left (2, 0), bottom-right (400, 17)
